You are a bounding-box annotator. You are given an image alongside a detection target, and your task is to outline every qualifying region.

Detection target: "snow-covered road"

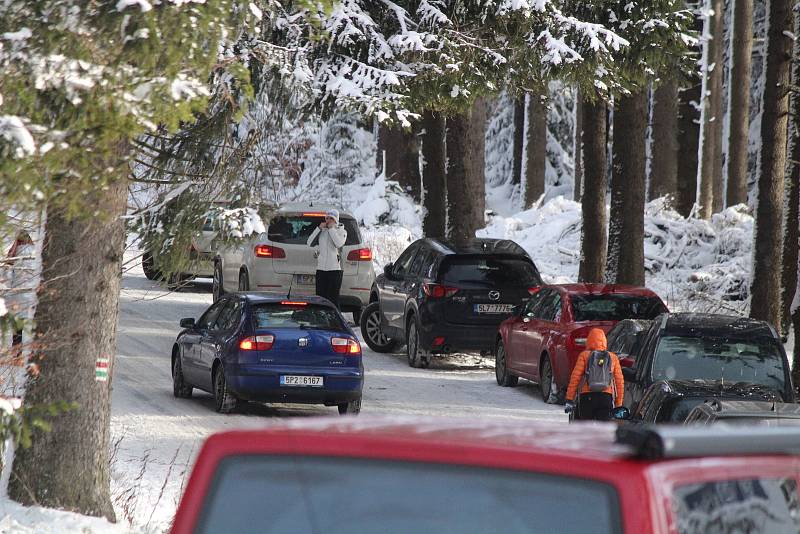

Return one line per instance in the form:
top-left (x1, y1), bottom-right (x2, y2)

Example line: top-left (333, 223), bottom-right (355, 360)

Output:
top-left (110, 264), bottom-right (564, 532)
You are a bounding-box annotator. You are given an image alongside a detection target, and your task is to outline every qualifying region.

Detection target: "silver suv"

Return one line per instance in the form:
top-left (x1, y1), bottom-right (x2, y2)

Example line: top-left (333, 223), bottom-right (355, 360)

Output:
top-left (213, 204), bottom-right (376, 322)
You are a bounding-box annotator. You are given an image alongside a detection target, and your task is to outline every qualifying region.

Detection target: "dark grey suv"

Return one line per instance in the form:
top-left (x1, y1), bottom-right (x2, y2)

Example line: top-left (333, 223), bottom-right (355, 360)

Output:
top-left (360, 238), bottom-right (543, 368)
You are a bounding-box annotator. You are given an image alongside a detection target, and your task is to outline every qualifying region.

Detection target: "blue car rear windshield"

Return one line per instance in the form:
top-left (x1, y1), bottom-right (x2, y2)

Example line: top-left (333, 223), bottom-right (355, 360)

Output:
top-left (251, 304), bottom-right (344, 331)
top-left (196, 456), bottom-right (622, 534)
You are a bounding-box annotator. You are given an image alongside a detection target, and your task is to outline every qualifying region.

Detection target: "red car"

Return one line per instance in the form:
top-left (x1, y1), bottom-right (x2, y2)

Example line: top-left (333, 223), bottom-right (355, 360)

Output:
top-left (495, 284), bottom-right (668, 403)
top-left (171, 417), bottom-right (800, 534)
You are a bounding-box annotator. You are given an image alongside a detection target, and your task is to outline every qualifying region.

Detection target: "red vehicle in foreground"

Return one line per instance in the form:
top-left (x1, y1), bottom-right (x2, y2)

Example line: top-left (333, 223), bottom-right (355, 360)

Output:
top-left (171, 417), bottom-right (800, 534)
top-left (495, 284), bottom-right (668, 403)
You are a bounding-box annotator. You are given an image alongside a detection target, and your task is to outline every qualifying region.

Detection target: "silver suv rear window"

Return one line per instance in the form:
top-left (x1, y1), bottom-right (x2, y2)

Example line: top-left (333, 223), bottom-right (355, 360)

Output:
top-left (268, 215), bottom-right (361, 246)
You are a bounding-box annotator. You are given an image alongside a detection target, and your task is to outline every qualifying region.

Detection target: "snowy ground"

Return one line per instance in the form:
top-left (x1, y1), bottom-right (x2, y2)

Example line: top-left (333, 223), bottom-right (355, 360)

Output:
top-left (1, 253), bottom-right (559, 533)
top-left (0, 193), bottom-right (765, 532)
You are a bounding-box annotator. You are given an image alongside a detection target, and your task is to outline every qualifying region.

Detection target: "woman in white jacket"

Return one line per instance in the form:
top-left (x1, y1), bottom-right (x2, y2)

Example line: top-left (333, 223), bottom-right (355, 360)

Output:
top-left (306, 209), bottom-right (348, 309)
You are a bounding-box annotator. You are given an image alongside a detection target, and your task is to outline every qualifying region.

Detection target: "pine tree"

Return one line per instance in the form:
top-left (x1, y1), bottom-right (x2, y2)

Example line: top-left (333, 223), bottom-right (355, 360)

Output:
top-left (607, 91), bottom-right (648, 285)
top-left (649, 81), bottom-right (680, 200)
top-left (578, 99), bottom-right (609, 283)
top-left (378, 124), bottom-right (421, 200)
top-left (726, 0), bottom-right (754, 207)
top-left (698, 0), bottom-right (726, 218)
top-left (749, 0), bottom-right (793, 330)
top-left (523, 94), bottom-right (547, 208)
top-left (447, 99), bottom-right (487, 243)
top-left (421, 111), bottom-right (447, 239)
top-left (573, 90), bottom-right (584, 202)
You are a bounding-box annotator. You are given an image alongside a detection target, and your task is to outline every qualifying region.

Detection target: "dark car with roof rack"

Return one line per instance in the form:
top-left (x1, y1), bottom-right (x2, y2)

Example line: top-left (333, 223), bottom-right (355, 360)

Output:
top-left (629, 379), bottom-right (783, 424)
top-left (360, 238), bottom-right (542, 368)
top-left (622, 313), bottom-right (796, 413)
top-left (171, 417), bottom-right (800, 534)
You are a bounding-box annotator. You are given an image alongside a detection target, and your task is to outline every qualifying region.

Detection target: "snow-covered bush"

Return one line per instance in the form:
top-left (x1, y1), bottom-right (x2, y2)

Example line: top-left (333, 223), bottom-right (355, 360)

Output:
top-left (480, 196), bottom-right (754, 314)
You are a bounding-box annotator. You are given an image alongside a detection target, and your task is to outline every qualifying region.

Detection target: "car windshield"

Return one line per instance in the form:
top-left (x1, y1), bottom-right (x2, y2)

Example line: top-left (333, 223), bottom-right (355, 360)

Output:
top-left (196, 456), bottom-right (622, 534)
top-left (652, 336), bottom-right (787, 393)
top-left (441, 257), bottom-right (542, 287)
top-left (251, 304), bottom-right (344, 331)
top-left (571, 295), bottom-right (666, 322)
top-left (268, 215), bottom-right (361, 246)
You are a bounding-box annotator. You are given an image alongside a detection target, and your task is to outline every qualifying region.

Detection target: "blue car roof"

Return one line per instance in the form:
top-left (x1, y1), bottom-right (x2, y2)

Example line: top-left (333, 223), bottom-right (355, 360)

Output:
top-left (238, 292), bottom-right (336, 308)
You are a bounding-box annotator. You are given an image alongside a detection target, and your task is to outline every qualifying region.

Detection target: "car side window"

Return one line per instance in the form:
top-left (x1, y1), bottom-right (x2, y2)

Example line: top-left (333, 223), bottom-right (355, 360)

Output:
top-left (214, 299), bottom-right (242, 331)
top-left (527, 289), bottom-right (551, 318)
top-left (392, 246), bottom-right (418, 279)
top-left (409, 248), bottom-right (430, 278)
top-left (672, 478), bottom-right (800, 534)
top-left (522, 290), bottom-right (545, 316)
top-left (608, 326), bottom-right (627, 354)
top-left (637, 325), bottom-right (660, 378)
top-left (196, 300), bottom-right (227, 330)
top-left (536, 292), bottom-right (561, 322)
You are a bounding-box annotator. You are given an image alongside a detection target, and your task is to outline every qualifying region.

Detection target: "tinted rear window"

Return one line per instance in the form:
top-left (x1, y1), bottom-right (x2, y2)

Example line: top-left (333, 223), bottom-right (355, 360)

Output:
top-left (571, 295), bottom-right (666, 322)
top-left (197, 456), bottom-right (622, 534)
top-left (441, 257), bottom-right (542, 286)
top-left (268, 215), bottom-right (361, 246)
top-left (251, 303), bottom-right (344, 331)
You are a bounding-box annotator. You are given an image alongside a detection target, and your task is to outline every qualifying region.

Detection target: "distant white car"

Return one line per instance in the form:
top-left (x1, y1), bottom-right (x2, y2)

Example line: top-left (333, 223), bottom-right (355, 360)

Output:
top-left (142, 215), bottom-right (217, 283)
top-left (213, 204), bottom-right (375, 322)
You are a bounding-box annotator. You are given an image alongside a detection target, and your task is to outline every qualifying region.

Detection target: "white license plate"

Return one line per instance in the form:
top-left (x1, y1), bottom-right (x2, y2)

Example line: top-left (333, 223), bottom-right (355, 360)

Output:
top-left (474, 304), bottom-right (515, 314)
top-left (295, 274), bottom-right (316, 285)
top-left (280, 375), bottom-right (323, 387)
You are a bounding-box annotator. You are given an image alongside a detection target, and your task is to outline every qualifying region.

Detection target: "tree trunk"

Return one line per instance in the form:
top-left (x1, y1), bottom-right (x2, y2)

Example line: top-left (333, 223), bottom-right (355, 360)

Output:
top-left (8, 171), bottom-right (127, 520)
top-left (649, 81), bottom-right (680, 201)
top-left (784, 15), bottom-right (800, 344)
top-left (749, 0), bottom-right (793, 329)
top-left (574, 89), bottom-right (584, 202)
top-left (421, 111), bottom-right (447, 239)
top-left (378, 125), bottom-right (421, 201)
top-left (523, 94), bottom-right (547, 209)
top-left (607, 91), bottom-right (648, 286)
top-left (676, 8), bottom-right (703, 218)
top-left (446, 99), bottom-right (487, 244)
top-left (578, 99), bottom-right (608, 283)
top-left (698, 0), bottom-right (725, 218)
top-left (726, 0), bottom-right (754, 207)
top-left (782, 140), bottom-right (799, 337)
top-left (511, 97), bottom-right (525, 187)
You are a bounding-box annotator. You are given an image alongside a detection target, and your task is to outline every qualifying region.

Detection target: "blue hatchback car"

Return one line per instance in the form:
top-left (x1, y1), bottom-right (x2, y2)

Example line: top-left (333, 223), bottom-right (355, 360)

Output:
top-left (171, 293), bottom-right (364, 415)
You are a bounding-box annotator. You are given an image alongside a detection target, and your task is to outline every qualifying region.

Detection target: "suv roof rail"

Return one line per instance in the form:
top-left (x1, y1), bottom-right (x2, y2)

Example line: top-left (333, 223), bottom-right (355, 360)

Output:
top-left (616, 425), bottom-right (800, 460)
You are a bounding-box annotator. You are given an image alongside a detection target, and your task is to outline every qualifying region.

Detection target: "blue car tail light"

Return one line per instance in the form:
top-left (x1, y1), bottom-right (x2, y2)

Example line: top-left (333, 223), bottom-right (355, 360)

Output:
top-left (331, 337), bottom-right (361, 355)
top-left (239, 335), bottom-right (274, 351)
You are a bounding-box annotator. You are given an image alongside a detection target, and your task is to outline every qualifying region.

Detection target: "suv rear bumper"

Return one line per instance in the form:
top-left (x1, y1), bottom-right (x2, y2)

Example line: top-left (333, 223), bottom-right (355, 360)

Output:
top-left (417, 320), bottom-right (499, 353)
top-left (250, 267), bottom-right (372, 310)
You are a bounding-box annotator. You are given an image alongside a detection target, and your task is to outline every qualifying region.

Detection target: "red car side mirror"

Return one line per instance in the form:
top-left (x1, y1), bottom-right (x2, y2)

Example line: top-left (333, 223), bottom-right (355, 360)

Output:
top-left (619, 356), bottom-right (635, 368)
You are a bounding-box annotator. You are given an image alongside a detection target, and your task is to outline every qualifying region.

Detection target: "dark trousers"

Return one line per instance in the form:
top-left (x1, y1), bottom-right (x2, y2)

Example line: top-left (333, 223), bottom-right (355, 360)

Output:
top-left (316, 269), bottom-right (343, 309)
top-left (576, 392), bottom-right (613, 421)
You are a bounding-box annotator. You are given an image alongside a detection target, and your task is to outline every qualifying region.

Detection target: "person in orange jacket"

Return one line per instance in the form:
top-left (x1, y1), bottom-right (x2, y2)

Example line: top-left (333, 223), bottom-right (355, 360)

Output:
top-left (564, 328), bottom-right (624, 421)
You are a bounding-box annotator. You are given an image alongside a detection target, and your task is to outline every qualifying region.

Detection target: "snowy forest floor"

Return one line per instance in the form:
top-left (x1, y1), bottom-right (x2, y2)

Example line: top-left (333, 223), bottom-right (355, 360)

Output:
top-left (0, 194), bottom-right (772, 532)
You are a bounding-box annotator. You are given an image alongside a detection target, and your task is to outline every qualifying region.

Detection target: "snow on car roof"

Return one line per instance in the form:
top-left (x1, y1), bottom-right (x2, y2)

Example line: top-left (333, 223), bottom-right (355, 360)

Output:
top-left (207, 416), bottom-right (633, 460)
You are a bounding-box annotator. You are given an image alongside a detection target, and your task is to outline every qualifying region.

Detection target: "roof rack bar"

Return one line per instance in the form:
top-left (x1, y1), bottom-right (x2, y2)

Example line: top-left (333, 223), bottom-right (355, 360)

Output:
top-left (616, 425), bottom-right (800, 460)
